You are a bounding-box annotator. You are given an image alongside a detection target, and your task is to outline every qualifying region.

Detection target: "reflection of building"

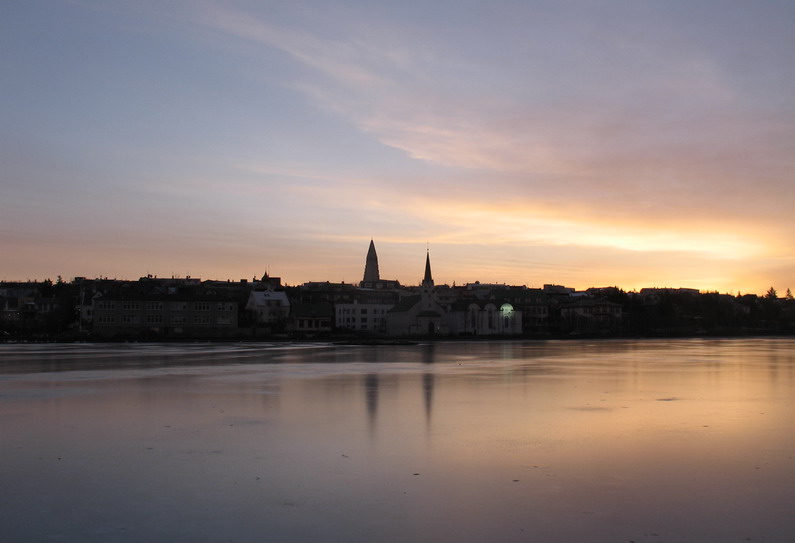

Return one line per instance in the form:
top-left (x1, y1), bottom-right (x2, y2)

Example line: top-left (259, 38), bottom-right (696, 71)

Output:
top-left (364, 373), bottom-right (379, 433)
top-left (423, 372), bottom-right (434, 428)
top-left (360, 368), bottom-right (436, 436)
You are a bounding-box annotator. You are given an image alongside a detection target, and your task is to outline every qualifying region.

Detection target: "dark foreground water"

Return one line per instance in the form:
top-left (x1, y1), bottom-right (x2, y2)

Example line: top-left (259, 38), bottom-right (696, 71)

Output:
top-left (1, 339), bottom-right (794, 543)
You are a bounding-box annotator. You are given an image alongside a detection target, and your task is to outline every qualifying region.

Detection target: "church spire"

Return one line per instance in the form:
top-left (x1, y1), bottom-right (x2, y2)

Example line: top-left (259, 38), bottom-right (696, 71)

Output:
top-left (362, 239), bottom-right (380, 284)
top-left (422, 249), bottom-right (434, 288)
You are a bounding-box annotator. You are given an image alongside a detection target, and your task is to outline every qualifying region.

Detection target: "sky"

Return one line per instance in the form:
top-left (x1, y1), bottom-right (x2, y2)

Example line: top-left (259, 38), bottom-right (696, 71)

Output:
top-left (2, 0), bottom-right (793, 294)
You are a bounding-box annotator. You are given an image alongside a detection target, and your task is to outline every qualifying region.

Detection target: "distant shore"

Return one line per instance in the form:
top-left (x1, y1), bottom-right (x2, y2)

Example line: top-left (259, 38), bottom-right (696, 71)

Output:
top-left (2, 328), bottom-right (793, 345)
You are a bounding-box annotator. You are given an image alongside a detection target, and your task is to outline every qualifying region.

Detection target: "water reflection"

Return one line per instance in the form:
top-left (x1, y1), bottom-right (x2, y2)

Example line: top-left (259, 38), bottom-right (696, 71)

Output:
top-left (423, 372), bottom-right (434, 429)
top-left (421, 343), bottom-right (435, 364)
top-left (1, 339), bottom-right (794, 543)
top-left (364, 373), bottom-right (379, 434)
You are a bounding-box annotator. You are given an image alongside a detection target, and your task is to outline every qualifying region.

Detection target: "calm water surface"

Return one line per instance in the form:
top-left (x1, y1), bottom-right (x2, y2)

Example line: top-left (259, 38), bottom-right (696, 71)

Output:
top-left (1, 339), bottom-right (794, 542)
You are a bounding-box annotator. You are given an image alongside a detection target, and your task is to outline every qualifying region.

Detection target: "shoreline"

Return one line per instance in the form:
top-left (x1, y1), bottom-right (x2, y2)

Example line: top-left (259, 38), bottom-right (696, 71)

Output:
top-left (2, 329), bottom-right (793, 346)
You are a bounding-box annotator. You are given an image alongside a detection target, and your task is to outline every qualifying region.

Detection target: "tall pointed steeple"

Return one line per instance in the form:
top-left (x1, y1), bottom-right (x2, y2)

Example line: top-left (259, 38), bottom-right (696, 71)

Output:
top-left (362, 239), bottom-right (380, 283)
top-left (422, 249), bottom-right (434, 288)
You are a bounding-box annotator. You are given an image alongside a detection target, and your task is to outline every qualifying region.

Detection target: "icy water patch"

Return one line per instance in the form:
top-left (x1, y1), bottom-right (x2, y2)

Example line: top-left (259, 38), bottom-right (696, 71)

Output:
top-left (2, 338), bottom-right (794, 542)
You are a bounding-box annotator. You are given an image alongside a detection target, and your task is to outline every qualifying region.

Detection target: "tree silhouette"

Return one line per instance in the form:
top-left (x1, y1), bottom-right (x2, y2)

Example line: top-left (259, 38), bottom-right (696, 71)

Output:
top-left (765, 287), bottom-right (778, 299)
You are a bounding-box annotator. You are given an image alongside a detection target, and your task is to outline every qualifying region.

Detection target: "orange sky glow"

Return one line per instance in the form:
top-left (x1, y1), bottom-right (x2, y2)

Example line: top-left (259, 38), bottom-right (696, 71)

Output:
top-left (2, 1), bottom-right (793, 295)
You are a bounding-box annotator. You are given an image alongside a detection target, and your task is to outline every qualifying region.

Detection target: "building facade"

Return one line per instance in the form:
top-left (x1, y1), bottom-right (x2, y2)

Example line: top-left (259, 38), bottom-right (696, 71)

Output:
top-left (91, 279), bottom-right (239, 338)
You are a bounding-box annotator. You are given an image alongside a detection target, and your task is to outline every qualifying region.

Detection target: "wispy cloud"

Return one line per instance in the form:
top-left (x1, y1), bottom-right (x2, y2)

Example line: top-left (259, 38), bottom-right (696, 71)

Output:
top-left (194, 3), bottom-right (793, 193)
top-left (196, 3), bottom-right (409, 90)
top-left (7, 1), bottom-right (791, 293)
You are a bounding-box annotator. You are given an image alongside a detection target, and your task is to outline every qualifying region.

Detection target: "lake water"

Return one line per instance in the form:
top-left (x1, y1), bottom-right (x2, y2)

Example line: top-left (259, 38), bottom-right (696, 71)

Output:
top-left (1, 338), bottom-right (794, 543)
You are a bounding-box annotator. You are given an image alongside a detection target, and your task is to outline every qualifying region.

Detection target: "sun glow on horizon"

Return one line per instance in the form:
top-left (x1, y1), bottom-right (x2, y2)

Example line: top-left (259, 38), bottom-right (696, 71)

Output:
top-left (1, 2), bottom-right (793, 298)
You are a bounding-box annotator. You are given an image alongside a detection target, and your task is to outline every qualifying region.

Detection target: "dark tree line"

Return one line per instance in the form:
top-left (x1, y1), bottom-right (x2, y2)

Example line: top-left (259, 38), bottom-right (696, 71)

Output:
top-left (599, 288), bottom-right (795, 337)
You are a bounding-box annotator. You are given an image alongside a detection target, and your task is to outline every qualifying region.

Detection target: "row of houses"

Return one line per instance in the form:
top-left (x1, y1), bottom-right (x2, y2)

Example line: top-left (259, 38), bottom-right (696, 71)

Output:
top-left (80, 280), bottom-right (620, 340)
top-left (244, 246), bottom-right (622, 337)
top-left (1, 243), bottom-right (626, 339)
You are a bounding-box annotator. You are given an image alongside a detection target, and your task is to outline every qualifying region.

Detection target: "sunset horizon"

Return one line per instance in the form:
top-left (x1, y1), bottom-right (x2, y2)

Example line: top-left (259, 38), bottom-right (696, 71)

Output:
top-left (3, 1), bottom-right (793, 298)
top-left (1, 234), bottom-right (787, 298)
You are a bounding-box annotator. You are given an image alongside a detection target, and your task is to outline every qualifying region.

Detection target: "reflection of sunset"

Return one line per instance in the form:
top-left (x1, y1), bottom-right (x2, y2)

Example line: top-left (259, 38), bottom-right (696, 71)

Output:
top-left (408, 341), bottom-right (792, 461)
top-left (3, 340), bottom-right (793, 542)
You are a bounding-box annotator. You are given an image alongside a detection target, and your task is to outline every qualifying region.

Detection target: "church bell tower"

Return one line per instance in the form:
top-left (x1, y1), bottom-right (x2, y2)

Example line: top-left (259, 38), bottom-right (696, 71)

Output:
top-left (362, 239), bottom-right (380, 285)
top-left (421, 249), bottom-right (434, 289)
